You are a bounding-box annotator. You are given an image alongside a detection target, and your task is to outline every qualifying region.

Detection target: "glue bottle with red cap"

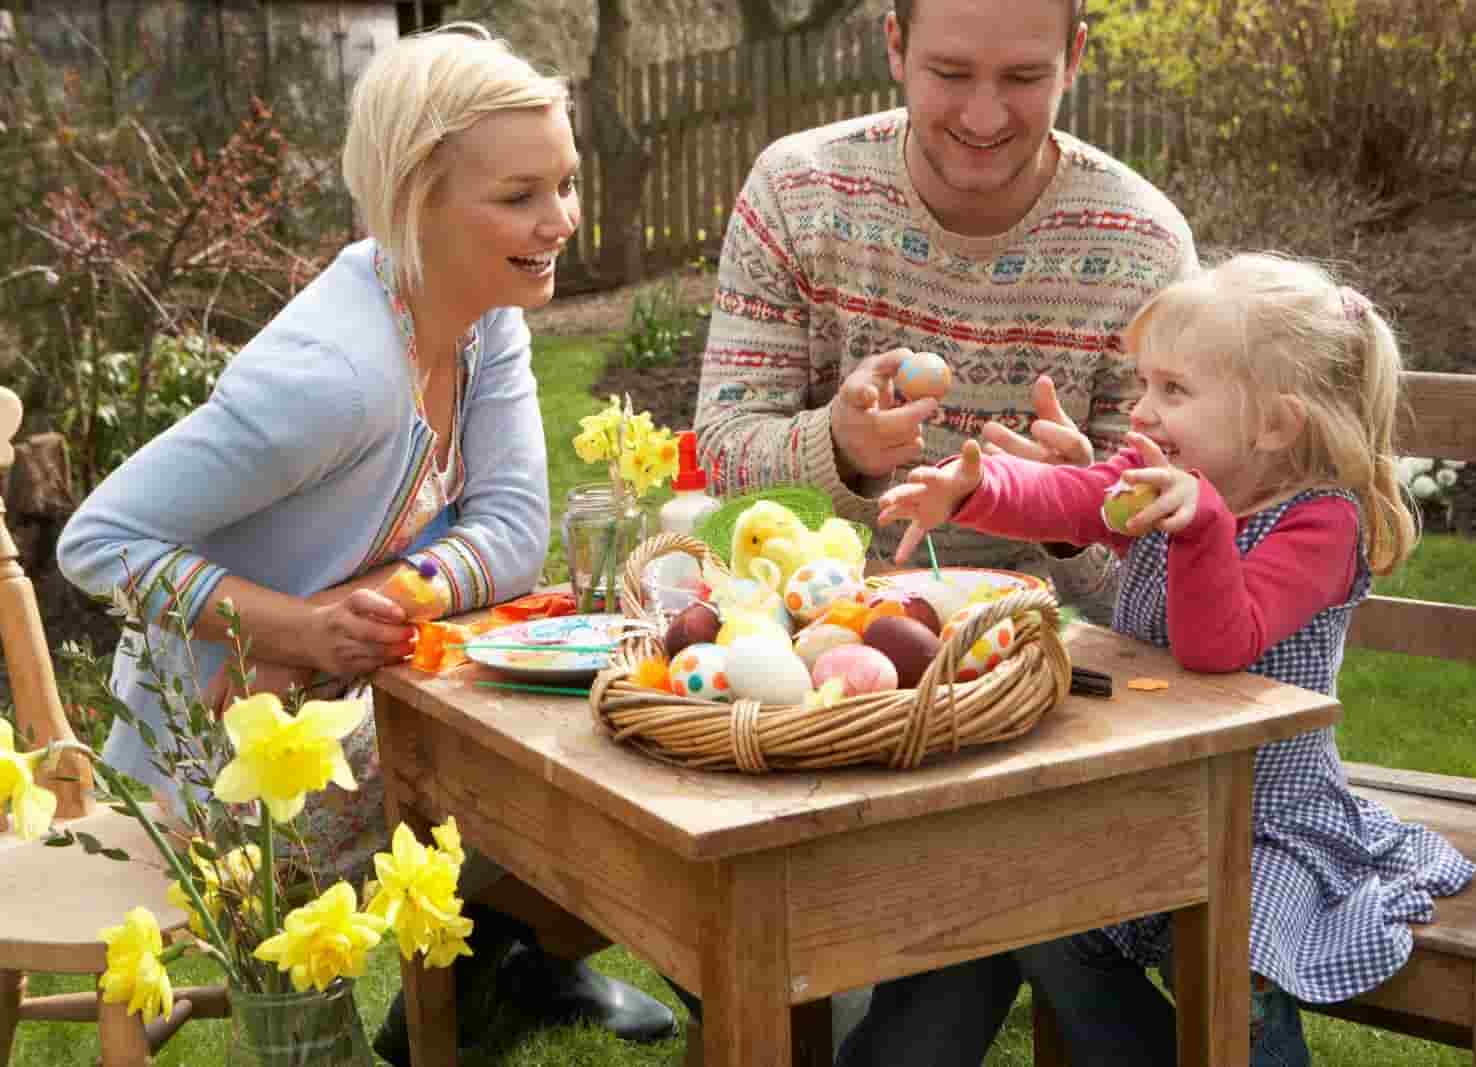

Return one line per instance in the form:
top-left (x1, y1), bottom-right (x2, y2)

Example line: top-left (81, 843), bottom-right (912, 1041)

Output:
top-left (659, 430), bottom-right (720, 535)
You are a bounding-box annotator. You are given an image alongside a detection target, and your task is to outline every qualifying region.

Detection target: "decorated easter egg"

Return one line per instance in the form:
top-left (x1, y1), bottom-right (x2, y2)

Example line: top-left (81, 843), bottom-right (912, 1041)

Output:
top-left (793, 622), bottom-right (863, 670)
top-left (668, 642), bottom-right (732, 702)
top-left (665, 600), bottom-right (722, 657)
top-left (865, 588), bottom-right (942, 635)
top-left (896, 350), bottom-right (952, 402)
top-left (939, 606), bottom-right (1018, 682)
top-left (1101, 479), bottom-right (1161, 535)
top-left (725, 636), bottom-right (814, 706)
top-left (813, 644), bottom-right (900, 697)
top-left (863, 614), bottom-right (942, 689)
top-left (784, 559), bottom-right (866, 625)
top-left (909, 577), bottom-right (971, 624)
top-left (716, 611), bottom-right (792, 648)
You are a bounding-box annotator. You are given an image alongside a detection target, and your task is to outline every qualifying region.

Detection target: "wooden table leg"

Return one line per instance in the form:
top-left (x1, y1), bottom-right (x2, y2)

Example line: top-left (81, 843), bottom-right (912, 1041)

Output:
top-left (1174, 751), bottom-right (1252, 1067)
top-left (376, 693), bottom-right (458, 1067)
top-left (702, 850), bottom-right (796, 1067)
top-left (791, 999), bottom-right (832, 1067)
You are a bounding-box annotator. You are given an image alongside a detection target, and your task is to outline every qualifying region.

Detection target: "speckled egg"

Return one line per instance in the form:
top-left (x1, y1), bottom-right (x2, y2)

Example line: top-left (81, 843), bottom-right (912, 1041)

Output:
top-left (812, 644), bottom-right (900, 697)
top-left (725, 636), bottom-right (814, 706)
top-left (793, 622), bottom-right (863, 670)
top-left (896, 350), bottom-right (952, 402)
top-left (939, 606), bottom-right (1018, 682)
top-left (784, 559), bottom-right (866, 625)
top-left (668, 642), bottom-right (732, 702)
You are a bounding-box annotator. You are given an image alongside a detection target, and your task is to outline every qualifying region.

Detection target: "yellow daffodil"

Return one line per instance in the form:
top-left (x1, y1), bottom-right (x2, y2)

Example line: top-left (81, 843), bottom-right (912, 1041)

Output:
top-left (166, 841), bottom-right (263, 938)
top-left (0, 720), bottom-right (57, 841)
top-left (420, 910), bottom-right (475, 968)
top-left (803, 677), bottom-right (847, 711)
top-left (430, 816), bottom-right (465, 867)
top-left (364, 822), bottom-right (467, 962)
top-left (212, 694), bottom-right (366, 822)
top-left (254, 882), bottom-right (387, 993)
top-left (98, 907), bottom-right (174, 1024)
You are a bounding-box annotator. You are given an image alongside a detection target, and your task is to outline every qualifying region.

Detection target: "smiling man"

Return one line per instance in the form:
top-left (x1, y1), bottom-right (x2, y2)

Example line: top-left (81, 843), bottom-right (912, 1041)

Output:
top-left (694, 0), bottom-right (1197, 627)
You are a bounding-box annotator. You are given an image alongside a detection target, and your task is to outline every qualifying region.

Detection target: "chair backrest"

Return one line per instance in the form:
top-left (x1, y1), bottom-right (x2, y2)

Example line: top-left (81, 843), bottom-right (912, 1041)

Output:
top-left (0, 386), bottom-right (93, 820)
top-left (1345, 371), bottom-right (1476, 663)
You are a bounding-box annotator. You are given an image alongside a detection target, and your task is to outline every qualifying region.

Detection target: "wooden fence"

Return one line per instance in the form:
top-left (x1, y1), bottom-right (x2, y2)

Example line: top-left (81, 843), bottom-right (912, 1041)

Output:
top-left (561, 19), bottom-right (1171, 291)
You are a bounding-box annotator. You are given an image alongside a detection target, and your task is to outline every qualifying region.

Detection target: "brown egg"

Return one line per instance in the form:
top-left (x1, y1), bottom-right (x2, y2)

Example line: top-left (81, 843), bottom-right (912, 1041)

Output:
top-left (865, 589), bottom-right (942, 636)
top-left (665, 601), bottom-right (721, 657)
top-left (863, 614), bottom-right (942, 690)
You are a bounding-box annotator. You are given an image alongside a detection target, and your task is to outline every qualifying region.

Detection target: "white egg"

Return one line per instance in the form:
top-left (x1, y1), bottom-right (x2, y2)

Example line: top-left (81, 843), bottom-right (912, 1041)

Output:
top-left (724, 636), bottom-right (814, 706)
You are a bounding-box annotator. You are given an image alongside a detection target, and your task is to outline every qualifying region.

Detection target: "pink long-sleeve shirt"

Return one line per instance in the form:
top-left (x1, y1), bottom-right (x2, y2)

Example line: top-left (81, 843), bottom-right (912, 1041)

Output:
top-left (950, 451), bottom-right (1360, 672)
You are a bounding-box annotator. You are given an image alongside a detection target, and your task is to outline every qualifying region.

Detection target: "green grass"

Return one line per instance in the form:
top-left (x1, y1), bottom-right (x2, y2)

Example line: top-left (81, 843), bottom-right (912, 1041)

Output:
top-left (10, 332), bottom-right (1474, 1065)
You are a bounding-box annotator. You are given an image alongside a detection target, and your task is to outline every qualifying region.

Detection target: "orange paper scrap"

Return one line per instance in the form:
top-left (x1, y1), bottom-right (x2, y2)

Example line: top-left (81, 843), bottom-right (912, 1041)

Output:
top-left (410, 591), bottom-right (579, 673)
top-left (1126, 677), bottom-right (1171, 692)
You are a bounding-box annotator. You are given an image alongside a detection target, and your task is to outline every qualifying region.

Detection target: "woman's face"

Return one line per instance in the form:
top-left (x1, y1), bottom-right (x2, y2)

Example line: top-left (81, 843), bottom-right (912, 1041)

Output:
top-left (419, 104), bottom-right (581, 313)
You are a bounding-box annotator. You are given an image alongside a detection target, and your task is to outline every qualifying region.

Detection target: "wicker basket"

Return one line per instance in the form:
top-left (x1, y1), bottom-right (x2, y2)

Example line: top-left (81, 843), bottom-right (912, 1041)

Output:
top-left (588, 532), bottom-right (1073, 773)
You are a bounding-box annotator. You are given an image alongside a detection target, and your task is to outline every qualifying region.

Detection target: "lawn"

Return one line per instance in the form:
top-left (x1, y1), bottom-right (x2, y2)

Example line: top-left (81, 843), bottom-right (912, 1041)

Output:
top-left (9, 332), bottom-right (1474, 1066)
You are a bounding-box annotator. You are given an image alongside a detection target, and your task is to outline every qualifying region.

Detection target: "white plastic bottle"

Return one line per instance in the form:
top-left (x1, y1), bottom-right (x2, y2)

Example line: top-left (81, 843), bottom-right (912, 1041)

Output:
top-left (659, 430), bottom-right (720, 535)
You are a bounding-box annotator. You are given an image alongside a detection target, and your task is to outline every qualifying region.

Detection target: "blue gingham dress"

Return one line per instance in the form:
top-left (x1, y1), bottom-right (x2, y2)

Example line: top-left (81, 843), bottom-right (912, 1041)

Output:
top-left (1101, 489), bottom-right (1475, 1003)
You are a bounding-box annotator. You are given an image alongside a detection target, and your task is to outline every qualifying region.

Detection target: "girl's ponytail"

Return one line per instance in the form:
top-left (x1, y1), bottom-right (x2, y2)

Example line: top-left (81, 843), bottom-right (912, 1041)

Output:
top-left (1353, 307), bottom-right (1418, 574)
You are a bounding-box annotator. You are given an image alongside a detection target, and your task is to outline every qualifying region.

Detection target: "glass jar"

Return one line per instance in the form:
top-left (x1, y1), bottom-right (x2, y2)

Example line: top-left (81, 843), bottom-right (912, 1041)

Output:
top-left (562, 482), bottom-right (648, 614)
top-left (224, 979), bottom-right (373, 1067)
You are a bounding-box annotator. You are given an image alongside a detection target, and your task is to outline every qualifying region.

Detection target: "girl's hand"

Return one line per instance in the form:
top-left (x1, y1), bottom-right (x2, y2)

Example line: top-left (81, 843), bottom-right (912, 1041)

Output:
top-left (878, 438), bottom-right (986, 563)
top-left (302, 587), bottom-right (417, 678)
top-left (980, 374), bottom-right (1094, 468)
top-left (1121, 432), bottom-right (1201, 534)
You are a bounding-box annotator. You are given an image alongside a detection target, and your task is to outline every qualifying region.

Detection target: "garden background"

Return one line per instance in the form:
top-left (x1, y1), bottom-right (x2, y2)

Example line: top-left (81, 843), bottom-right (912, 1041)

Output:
top-left (2, 0), bottom-right (1475, 1063)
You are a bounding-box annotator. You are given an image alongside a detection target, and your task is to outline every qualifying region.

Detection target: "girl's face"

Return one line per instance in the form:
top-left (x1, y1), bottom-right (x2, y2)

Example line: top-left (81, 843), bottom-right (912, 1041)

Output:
top-left (1128, 345), bottom-right (1269, 512)
top-left (419, 105), bottom-right (581, 314)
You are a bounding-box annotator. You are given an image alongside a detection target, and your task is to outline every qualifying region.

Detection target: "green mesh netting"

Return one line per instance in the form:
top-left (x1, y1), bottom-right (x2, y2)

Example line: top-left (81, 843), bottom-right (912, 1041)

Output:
top-left (691, 484), bottom-right (873, 566)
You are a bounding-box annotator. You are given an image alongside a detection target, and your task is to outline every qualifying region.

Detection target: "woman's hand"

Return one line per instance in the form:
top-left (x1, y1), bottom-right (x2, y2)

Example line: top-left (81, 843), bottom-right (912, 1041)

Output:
top-left (1120, 432), bottom-right (1201, 534)
top-left (980, 374), bottom-right (1094, 467)
top-left (300, 587), bottom-right (418, 678)
top-left (878, 438), bottom-right (986, 563)
top-left (204, 659), bottom-right (319, 716)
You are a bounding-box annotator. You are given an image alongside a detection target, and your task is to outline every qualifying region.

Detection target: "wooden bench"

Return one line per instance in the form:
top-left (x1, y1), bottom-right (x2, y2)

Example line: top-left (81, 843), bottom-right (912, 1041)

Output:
top-left (1034, 369), bottom-right (1476, 1060)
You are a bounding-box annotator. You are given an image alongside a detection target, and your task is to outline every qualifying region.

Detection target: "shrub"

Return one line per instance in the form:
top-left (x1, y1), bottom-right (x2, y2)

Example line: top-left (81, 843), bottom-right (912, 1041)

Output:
top-left (1092, 0), bottom-right (1476, 193)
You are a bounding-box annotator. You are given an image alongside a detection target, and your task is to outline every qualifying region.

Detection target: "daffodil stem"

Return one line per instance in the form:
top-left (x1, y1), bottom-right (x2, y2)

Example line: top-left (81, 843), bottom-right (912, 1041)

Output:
top-left (259, 804), bottom-right (279, 991)
top-left (57, 743), bottom-right (245, 988)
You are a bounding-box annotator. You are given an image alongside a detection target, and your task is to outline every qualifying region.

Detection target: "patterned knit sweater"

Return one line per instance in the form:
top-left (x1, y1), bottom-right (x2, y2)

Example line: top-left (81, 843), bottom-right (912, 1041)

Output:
top-left (694, 108), bottom-right (1197, 580)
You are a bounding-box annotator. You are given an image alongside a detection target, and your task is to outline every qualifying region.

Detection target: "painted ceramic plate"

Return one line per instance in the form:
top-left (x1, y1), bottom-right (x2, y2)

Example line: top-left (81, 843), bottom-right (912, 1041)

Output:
top-left (876, 567), bottom-right (1048, 602)
top-left (464, 613), bottom-right (624, 683)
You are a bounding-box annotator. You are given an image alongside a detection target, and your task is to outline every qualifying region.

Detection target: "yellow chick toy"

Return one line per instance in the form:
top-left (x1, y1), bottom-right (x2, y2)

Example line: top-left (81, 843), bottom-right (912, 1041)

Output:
top-left (729, 500), bottom-right (866, 589)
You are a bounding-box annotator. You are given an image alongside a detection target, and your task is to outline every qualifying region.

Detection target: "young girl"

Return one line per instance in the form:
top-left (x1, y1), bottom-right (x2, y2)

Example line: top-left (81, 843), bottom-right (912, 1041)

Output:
top-left (879, 253), bottom-right (1475, 1062)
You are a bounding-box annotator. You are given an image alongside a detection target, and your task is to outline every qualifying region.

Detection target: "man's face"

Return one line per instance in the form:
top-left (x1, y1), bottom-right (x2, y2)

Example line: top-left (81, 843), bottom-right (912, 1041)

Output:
top-left (887, 0), bottom-right (1084, 236)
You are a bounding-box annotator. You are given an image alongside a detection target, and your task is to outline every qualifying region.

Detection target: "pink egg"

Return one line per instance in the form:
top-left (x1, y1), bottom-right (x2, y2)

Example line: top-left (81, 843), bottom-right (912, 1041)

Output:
top-left (812, 644), bottom-right (899, 697)
top-left (896, 351), bottom-right (952, 401)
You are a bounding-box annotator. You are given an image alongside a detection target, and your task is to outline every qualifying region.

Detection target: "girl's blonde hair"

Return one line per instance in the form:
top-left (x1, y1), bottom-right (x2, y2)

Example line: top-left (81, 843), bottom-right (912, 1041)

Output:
top-left (1124, 252), bottom-right (1416, 574)
top-left (341, 22), bottom-right (568, 292)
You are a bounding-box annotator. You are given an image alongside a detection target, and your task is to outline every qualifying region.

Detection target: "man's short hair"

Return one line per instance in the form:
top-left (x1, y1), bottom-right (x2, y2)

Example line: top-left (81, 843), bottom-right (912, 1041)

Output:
top-left (892, 0), bottom-right (1085, 53)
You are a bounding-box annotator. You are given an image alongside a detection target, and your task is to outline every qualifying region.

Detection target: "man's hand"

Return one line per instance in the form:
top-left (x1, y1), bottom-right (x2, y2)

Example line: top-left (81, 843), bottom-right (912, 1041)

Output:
top-left (878, 439), bottom-right (986, 563)
top-left (981, 374), bottom-right (1094, 467)
top-left (830, 349), bottom-right (940, 478)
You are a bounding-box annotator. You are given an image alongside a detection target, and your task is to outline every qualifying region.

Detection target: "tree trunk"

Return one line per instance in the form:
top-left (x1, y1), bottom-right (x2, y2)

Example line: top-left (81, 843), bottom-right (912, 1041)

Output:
top-left (590, 0), bottom-right (648, 285)
top-left (734, 0), bottom-right (864, 41)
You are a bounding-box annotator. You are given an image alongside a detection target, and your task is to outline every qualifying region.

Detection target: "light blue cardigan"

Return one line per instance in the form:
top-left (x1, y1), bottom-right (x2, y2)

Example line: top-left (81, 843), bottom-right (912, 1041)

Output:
top-left (57, 239), bottom-right (551, 792)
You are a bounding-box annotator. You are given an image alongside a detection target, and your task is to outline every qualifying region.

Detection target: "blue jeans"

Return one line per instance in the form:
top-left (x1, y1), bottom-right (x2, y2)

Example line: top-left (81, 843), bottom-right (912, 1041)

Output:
top-left (834, 929), bottom-right (1309, 1067)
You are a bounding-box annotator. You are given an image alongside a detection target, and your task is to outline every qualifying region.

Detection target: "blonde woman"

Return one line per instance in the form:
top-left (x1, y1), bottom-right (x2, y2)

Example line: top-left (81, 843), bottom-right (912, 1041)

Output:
top-left (59, 22), bottom-right (674, 1061)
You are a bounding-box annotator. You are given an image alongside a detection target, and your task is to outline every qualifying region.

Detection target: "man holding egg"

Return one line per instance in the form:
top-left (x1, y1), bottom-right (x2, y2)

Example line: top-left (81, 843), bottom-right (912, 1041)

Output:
top-left (691, 0), bottom-right (1199, 1061)
top-left (694, 0), bottom-right (1197, 626)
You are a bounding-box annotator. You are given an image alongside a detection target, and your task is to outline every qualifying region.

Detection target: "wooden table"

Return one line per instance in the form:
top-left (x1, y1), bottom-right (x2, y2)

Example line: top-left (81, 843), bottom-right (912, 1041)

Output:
top-left (372, 620), bottom-right (1339, 1066)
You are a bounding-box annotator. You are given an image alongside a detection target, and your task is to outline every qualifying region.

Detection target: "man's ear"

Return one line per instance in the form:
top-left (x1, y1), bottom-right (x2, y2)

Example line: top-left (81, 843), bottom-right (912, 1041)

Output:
top-left (884, 11), bottom-right (906, 82)
top-left (1255, 394), bottom-right (1308, 452)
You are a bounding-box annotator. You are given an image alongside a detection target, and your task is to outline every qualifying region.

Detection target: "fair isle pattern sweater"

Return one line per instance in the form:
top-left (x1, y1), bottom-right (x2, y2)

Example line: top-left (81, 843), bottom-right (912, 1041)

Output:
top-left (694, 110), bottom-right (1198, 572)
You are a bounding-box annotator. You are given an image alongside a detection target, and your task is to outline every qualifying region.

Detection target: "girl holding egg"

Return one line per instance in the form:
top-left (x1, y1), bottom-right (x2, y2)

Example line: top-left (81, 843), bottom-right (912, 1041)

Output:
top-left (876, 253), bottom-right (1474, 1064)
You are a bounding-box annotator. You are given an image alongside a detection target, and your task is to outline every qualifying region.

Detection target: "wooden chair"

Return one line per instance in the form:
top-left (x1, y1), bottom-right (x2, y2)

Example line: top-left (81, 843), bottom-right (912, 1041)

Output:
top-left (1032, 370), bottom-right (1476, 1061)
top-left (0, 386), bottom-right (228, 1066)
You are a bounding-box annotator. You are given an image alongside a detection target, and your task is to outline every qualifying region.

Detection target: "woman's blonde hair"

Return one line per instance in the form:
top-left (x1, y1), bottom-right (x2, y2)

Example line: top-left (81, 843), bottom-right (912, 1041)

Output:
top-left (1124, 252), bottom-right (1417, 574)
top-left (341, 22), bottom-right (567, 292)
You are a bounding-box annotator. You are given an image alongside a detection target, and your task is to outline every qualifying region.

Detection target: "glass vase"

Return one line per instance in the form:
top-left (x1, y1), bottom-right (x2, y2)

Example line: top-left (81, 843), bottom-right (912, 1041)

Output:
top-left (224, 979), bottom-right (374, 1067)
top-left (563, 482), bottom-right (648, 614)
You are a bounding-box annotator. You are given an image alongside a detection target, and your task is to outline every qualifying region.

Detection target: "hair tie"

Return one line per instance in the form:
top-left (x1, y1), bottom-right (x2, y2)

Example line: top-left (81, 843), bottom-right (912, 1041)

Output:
top-left (1340, 286), bottom-right (1371, 323)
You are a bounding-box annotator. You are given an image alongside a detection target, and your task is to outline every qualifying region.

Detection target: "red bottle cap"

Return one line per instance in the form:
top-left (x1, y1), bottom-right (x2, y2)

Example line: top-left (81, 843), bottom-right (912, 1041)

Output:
top-left (672, 430), bottom-right (709, 492)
